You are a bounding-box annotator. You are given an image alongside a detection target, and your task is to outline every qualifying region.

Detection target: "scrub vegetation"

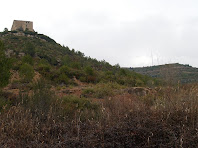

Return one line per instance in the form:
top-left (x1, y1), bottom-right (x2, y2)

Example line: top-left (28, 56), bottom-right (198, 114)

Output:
top-left (0, 30), bottom-right (198, 147)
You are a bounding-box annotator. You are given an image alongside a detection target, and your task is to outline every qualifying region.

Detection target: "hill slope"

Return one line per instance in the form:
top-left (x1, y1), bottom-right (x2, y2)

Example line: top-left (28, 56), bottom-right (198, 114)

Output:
top-left (0, 30), bottom-right (160, 87)
top-left (128, 63), bottom-right (198, 83)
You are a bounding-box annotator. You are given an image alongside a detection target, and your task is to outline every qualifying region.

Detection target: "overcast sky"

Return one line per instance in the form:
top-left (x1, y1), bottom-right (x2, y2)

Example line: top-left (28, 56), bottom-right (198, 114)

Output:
top-left (1, 0), bottom-right (198, 67)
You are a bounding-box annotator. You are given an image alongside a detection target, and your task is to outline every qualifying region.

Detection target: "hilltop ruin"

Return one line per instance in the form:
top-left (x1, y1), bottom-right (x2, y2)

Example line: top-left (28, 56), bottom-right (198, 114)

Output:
top-left (11, 20), bottom-right (34, 32)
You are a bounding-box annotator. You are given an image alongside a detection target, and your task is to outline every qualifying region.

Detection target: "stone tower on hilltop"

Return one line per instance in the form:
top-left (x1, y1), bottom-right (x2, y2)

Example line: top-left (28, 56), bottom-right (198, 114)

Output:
top-left (11, 20), bottom-right (34, 32)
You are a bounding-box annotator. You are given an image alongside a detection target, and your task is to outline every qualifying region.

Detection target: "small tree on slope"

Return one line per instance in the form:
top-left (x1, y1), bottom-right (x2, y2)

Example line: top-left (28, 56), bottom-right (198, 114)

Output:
top-left (0, 40), bottom-right (11, 88)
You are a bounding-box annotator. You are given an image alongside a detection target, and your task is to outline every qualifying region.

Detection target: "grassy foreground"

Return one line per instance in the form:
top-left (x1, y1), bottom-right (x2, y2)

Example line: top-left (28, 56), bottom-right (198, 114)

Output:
top-left (1, 81), bottom-right (198, 147)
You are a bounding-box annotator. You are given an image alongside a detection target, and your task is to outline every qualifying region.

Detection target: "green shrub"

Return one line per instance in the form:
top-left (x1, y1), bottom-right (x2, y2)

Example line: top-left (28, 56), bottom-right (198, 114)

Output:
top-left (19, 63), bottom-right (34, 82)
top-left (21, 79), bottom-right (55, 119)
top-left (22, 54), bottom-right (34, 65)
top-left (12, 62), bottom-right (21, 70)
top-left (23, 42), bottom-right (35, 57)
top-left (37, 63), bottom-right (51, 73)
top-left (94, 86), bottom-right (112, 98)
top-left (82, 88), bottom-right (95, 97)
top-left (57, 73), bottom-right (69, 84)
top-left (79, 76), bottom-right (86, 82)
top-left (135, 79), bottom-right (144, 86)
top-left (119, 69), bottom-right (127, 76)
top-left (71, 62), bottom-right (81, 69)
top-left (102, 71), bottom-right (115, 81)
top-left (38, 59), bottom-right (49, 65)
top-left (82, 88), bottom-right (95, 94)
top-left (83, 82), bottom-right (123, 99)
top-left (0, 40), bottom-right (12, 88)
top-left (85, 66), bottom-right (94, 76)
top-left (59, 95), bottom-right (100, 120)
top-left (61, 55), bottom-right (71, 66)
top-left (59, 65), bottom-right (72, 77)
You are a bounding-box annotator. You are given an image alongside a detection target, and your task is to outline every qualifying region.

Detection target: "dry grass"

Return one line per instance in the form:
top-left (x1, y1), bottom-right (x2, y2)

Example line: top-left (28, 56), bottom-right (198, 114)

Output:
top-left (1, 83), bottom-right (198, 147)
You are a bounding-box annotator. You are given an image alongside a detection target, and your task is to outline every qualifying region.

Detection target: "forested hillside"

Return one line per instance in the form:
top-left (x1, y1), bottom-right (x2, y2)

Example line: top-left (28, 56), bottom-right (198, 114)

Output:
top-left (129, 63), bottom-right (198, 84)
top-left (0, 30), bottom-right (160, 87)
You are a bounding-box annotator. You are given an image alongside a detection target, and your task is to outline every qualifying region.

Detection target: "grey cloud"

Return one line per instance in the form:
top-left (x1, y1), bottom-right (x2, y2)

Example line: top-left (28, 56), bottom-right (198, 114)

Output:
top-left (1, 0), bottom-right (198, 67)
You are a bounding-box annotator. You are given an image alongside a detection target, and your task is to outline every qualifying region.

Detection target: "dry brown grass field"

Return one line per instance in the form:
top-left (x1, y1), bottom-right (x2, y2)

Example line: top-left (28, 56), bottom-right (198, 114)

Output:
top-left (1, 80), bottom-right (198, 147)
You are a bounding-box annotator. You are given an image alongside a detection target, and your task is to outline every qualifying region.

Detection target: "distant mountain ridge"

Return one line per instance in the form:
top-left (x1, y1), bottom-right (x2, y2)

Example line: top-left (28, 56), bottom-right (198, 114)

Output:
top-left (127, 63), bottom-right (198, 84)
